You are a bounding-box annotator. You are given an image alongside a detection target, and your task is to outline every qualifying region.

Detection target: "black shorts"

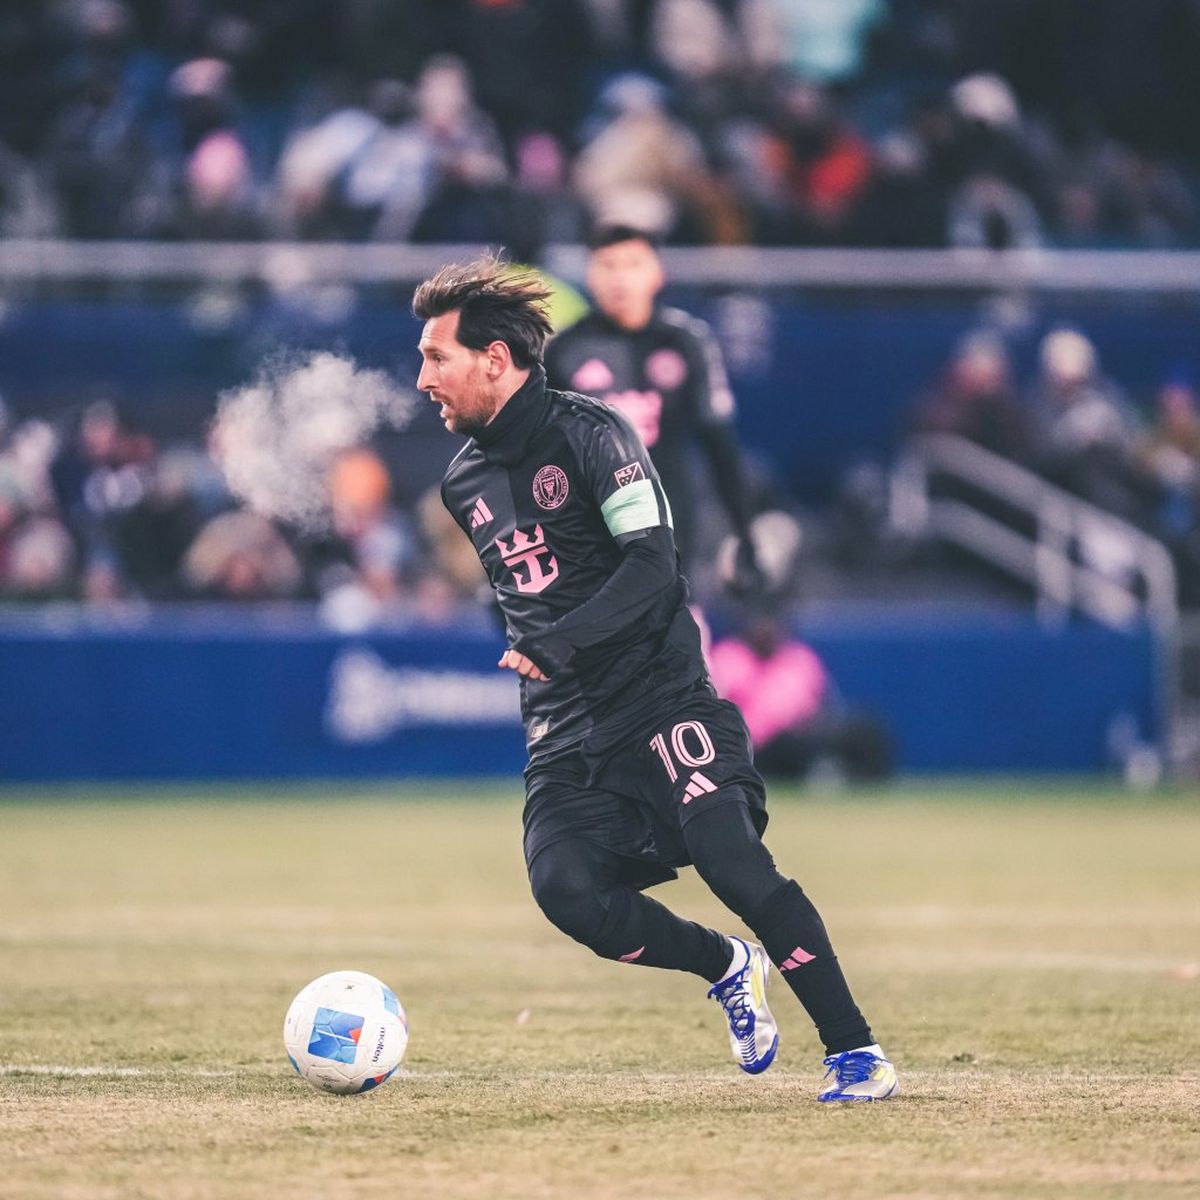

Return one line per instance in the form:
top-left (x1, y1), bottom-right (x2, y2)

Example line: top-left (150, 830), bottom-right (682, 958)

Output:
top-left (523, 685), bottom-right (767, 891)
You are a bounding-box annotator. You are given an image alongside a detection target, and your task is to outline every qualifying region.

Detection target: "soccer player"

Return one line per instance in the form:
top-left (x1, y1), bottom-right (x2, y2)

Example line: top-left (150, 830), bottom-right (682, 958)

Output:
top-left (413, 257), bottom-right (897, 1101)
top-left (544, 225), bottom-right (760, 586)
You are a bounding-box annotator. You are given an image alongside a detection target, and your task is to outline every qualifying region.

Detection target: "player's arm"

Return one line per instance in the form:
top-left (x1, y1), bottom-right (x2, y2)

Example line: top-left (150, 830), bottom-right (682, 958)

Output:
top-left (682, 317), bottom-right (756, 538)
top-left (508, 419), bottom-right (679, 678)
top-left (680, 317), bottom-right (764, 590)
top-left (510, 527), bottom-right (677, 677)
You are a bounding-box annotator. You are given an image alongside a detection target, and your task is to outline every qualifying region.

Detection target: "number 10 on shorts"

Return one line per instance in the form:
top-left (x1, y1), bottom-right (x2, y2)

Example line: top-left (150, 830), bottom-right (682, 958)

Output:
top-left (649, 720), bottom-right (717, 782)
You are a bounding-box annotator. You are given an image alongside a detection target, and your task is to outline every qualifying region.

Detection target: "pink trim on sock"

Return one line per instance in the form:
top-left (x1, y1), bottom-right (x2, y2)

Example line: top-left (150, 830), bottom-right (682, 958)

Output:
top-left (618, 946), bottom-right (645, 963)
top-left (779, 945), bottom-right (816, 971)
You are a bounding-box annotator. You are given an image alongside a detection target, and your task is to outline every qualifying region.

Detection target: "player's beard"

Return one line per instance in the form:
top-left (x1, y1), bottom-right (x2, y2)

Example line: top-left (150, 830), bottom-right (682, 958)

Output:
top-left (442, 368), bottom-right (496, 437)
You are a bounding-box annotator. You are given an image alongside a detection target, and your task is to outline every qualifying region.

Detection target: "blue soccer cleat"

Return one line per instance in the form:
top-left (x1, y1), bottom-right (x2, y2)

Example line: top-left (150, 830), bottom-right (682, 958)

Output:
top-left (707, 938), bottom-right (779, 1075)
top-left (817, 1046), bottom-right (899, 1102)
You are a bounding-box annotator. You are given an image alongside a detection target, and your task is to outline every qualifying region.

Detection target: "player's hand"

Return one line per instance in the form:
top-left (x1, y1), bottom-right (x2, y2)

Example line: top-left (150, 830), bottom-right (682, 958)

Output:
top-left (498, 649), bottom-right (549, 682)
top-left (725, 534), bottom-right (768, 597)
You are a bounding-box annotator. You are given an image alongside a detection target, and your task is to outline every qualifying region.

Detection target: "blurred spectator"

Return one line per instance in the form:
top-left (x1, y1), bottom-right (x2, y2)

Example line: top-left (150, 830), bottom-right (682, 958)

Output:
top-left (942, 73), bottom-right (1049, 250)
top-left (275, 51), bottom-right (513, 245)
top-left (914, 331), bottom-right (1031, 461)
top-left (49, 398), bottom-right (155, 601)
top-left (743, 0), bottom-right (889, 85)
top-left (506, 131), bottom-right (587, 260)
top-left (275, 87), bottom-right (392, 238)
top-left (1032, 328), bottom-right (1140, 462)
top-left (709, 608), bottom-right (893, 781)
top-left (765, 81), bottom-right (873, 244)
top-left (1137, 371), bottom-right (1200, 503)
top-left (3, 516), bottom-right (76, 599)
top-left (310, 447), bottom-right (419, 627)
top-left (1029, 327), bottom-right (1157, 529)
top-left (0, 397), bottom-right (75, 598)
top-left (158, 57), bottom-right (262, 238)
top-left (0, 459), bottom-right (29, 591)
top-left (407, 55), bottom-right (510, 242)
top-left (649, 0), bottom-right (741, 87)
top-left (845, 131), bottom-right (944, 247)
top-left (115, 448), bottom-right (212, 599)
top-left (573, 73), bottom-right (719, 241)
top-left (178, 125), bottom-right (259, 239)
top-left (278, 78), bottom-right (435, 241)
top-left (1135, 371), bottom-right (1200, 602)
top-left (182, 509), bottom-right (302, 600)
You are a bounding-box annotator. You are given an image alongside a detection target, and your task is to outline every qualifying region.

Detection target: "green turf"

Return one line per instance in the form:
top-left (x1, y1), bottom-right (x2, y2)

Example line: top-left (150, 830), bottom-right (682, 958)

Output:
top-left (1, 782), bottom-right (1197, 1199)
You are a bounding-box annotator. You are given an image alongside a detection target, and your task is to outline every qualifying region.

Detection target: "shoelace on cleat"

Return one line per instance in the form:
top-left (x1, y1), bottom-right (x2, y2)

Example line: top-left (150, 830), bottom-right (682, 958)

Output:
top-left (822, 1050), bottom-right (879, 1085)
top-left (708, 968), bottom-right (755, 1037)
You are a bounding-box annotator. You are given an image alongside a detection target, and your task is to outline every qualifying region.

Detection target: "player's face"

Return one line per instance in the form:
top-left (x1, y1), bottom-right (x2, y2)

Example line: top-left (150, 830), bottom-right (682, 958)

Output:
top-left (587, 239), bottom-right (664, 331)
top-left (417, 310), bottom-right (498, 436)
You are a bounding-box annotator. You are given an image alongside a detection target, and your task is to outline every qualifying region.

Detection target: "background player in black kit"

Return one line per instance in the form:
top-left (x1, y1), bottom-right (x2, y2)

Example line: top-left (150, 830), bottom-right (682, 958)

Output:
top-left (413, 255), bottom-right (898, 1101)
top-left (544, 225), bottom-right (762, 589)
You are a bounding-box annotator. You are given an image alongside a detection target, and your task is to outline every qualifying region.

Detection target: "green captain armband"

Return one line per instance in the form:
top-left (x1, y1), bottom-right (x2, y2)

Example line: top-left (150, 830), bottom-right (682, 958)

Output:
top-left (600, 478), bottom-right (672, 538)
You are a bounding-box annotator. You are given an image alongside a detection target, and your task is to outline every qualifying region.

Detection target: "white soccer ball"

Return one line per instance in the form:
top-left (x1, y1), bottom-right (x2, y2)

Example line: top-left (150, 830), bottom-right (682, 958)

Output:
top-left (283, 969), bottom-right (408, 1095)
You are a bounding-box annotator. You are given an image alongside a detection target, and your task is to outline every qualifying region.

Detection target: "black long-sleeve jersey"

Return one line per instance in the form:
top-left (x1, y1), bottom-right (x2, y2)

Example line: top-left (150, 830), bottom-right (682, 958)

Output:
top-left (543, 305), bottom-right (753, 564)
top-left (440, 365), bottom-right (707, 765)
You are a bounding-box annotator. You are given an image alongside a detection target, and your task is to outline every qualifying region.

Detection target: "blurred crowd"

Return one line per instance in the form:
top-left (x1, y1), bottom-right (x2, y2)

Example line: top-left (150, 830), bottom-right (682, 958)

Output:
top-left (908, 326), bottom-right (1200, 605)
top-left (3, 0), bottom-right (1200, 619)
top-left (0, 388), bottom-right (498, 626)
top-left (1, 0), bottom-right (1199, 249)
top-left (4, 323), bottom-right (1199, 615)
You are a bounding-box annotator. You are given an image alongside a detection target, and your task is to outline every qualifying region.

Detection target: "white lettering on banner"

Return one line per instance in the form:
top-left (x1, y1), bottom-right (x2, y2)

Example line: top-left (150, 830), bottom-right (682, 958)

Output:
top-left (325, 650), bottom-right (522, 743)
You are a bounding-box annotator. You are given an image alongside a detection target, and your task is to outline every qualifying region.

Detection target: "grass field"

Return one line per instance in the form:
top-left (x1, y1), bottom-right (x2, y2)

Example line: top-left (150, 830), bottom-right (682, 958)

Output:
top-left (1, 781), bottom-right (1197, 1200)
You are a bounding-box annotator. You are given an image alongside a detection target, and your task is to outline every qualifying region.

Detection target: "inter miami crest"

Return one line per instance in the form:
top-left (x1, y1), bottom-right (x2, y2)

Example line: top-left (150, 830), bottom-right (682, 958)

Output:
top-left (533, 464), bottom-right (569, 509)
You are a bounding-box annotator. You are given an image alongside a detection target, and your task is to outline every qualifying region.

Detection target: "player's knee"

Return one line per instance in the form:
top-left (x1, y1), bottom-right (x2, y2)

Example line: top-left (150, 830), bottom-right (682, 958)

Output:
top-left (528, 846), bottom-right (608, 945)
top-left (684, 800), bottom-right (786, 920)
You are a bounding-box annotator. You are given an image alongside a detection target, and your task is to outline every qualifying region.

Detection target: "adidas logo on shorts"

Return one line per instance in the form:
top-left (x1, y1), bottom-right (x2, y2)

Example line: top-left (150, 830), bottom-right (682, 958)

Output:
top-left (681, 771), bottom-right (718, 803)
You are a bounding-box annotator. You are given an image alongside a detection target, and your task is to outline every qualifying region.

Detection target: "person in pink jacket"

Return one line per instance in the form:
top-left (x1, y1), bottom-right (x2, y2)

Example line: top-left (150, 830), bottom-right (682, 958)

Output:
top-left (709, 612), bottom-right (892, 782)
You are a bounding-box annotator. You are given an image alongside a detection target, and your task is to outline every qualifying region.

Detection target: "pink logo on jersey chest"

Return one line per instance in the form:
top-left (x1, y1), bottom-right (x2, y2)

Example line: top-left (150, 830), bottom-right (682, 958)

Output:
top-left (603, 390), bottom-right (663, 448)
top-left (646, 348), bottom-right (688, 390)
top-left (572, 358), bottom-right (615, 392)
top-left (496, 524), bottom-right (560, 594)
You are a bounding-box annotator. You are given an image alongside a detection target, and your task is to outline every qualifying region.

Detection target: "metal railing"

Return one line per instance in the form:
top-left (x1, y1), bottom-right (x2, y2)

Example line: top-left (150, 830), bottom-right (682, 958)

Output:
top-left (889, 434), bottom-right (1179, 632)
top-left (5, 239), bottom-right (1200, 292)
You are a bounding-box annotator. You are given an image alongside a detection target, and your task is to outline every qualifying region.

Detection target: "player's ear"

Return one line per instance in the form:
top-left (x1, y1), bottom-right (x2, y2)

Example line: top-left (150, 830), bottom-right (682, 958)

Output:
top-left (484, 340), bottom-right (512, 378)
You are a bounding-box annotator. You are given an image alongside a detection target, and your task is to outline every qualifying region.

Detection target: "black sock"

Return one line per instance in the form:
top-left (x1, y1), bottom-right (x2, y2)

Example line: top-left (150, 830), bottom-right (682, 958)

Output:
top-left (593, 886), bottom-right (734, 982)
top-left (530, 839), bottom-right (734, 981)
top-left (746, 880), bottom-right (873, 1054)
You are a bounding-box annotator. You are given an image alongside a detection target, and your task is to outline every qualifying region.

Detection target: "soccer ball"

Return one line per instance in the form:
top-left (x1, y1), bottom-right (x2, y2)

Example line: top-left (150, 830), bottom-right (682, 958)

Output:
top-left (283, 969), bottom-right (408, 1095)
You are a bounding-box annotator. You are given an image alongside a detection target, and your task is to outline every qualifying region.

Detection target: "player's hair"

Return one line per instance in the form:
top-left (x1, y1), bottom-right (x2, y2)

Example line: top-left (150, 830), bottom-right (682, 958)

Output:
top-left (412, 255), bottom-right (553, 368)
top-left (587, 223), bottom-right (661, 252)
